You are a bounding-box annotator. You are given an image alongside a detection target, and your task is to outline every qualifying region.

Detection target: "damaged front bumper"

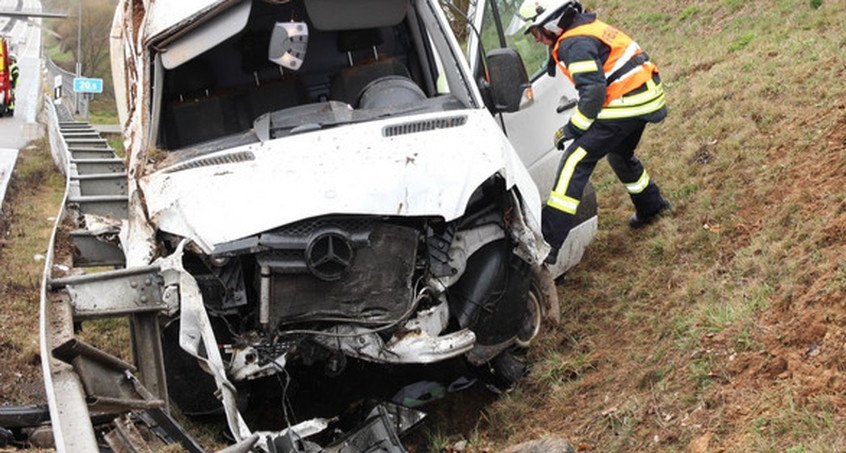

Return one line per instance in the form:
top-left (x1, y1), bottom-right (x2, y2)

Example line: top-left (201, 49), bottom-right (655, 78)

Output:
top-left (43, 239), bottom-right (473, 451)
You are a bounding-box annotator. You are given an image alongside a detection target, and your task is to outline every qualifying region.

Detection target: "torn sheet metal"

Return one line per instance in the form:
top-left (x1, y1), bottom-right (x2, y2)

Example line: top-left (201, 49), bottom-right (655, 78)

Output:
top-left (154, 241), bottom-right (254, 443)
top-left (227, 347), bottom-right (287, 382)
top-left (156, 241), bottom-right (337, 449)
top-left (269, 402), bottom-right (425, 453)
top-left (314, 325), bottom-right (476, 365)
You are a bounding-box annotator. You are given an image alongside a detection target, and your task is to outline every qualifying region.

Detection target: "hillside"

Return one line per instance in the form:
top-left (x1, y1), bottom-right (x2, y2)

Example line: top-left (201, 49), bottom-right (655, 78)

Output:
top-left (465, 0), bottom-right (846, 451)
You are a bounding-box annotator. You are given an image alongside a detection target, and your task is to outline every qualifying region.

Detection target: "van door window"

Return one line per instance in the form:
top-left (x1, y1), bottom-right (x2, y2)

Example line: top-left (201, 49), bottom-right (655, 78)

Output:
top-left (478, 0), bottom-right (548, 80)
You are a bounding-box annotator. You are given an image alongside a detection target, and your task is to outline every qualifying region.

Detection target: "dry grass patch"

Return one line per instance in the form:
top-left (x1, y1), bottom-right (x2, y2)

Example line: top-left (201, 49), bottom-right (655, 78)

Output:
top-left (0, 137), bottom-right (65, 405)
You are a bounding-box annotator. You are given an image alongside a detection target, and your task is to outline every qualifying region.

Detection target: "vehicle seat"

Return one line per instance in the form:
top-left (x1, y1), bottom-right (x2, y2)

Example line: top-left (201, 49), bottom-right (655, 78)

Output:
top-left (358, 75), bottom-right (426, 109)
top-left (330, 59), bottom-right (411, 107)
top-left (166, 59), bottom-right (217, 103)
top-left (248, 66), bottom-right (307, 118)
top-left (164, 59), bottom-right (228, 147)
top-left (329, 28), bottom-right (416, 107)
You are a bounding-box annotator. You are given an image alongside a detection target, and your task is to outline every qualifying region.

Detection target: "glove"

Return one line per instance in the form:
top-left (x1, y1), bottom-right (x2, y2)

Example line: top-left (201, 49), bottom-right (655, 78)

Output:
top-left (553, 123), bottom-right (580, 150)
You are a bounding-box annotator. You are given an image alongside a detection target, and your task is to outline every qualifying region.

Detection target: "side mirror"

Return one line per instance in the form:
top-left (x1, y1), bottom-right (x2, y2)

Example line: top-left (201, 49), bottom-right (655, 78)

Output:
top-left (485, 48), bottom-right (531, 113)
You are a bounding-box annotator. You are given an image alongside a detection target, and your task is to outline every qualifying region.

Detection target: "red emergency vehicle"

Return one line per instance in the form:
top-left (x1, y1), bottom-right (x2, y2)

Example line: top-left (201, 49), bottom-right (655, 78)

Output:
top-left (0, 36), bottom-right (11, 117)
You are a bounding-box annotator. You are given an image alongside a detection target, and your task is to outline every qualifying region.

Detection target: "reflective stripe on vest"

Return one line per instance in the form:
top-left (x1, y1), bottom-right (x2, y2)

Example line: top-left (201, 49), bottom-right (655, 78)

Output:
top-left (598, 78), bottom-right (665, 120)
top-left (553, 20), bottom-right (659, 107)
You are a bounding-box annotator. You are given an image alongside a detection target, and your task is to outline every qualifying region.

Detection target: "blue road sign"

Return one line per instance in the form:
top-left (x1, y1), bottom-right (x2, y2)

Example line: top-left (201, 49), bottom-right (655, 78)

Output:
top-left (73, 77), bottom-right (104, 94)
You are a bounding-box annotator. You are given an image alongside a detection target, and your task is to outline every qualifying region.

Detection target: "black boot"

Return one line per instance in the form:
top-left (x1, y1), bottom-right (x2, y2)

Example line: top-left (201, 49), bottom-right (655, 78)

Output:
top-left (628, 198), bottom-right (672, 228)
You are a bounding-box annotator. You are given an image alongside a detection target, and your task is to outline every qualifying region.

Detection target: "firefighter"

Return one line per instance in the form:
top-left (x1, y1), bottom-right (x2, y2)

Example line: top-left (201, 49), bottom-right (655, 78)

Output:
top-left (522, 1), bottom-right (672, 264)
top-left (8, 54), bottom-right (19, 116)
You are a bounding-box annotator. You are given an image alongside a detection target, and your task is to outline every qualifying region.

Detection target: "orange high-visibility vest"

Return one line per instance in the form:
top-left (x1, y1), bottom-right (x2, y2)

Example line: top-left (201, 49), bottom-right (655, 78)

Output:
top-left (552, 20), bottom-right (658, 106)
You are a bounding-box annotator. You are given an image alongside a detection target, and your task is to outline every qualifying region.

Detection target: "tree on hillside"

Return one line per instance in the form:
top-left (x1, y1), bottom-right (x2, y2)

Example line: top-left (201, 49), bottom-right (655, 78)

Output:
top-left (443, 0), bottom-right (473, 43)
top-left (47, 0), bottom-right (118, 96)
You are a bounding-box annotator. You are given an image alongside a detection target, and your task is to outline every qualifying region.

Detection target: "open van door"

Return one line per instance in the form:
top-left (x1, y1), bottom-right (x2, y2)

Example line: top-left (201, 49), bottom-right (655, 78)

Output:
top-left (459, 0), bottom-right (597, 274)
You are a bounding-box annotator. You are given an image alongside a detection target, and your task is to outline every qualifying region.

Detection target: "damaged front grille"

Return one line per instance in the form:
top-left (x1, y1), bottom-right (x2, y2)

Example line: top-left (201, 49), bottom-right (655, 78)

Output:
top-left (267, 217), bottom-right (376, 239)
top-left (254, 218), bottom-right (422, 327)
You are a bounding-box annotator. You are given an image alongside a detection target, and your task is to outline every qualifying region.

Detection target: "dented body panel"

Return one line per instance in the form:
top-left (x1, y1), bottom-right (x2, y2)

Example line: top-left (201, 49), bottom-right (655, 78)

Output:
top-left (141, 109), bottom-right (543, 253)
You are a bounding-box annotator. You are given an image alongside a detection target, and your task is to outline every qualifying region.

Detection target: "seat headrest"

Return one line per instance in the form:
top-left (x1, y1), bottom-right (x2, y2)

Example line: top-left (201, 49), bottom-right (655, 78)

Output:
top-left (167, 59), bottom-right (216, 96)
top-left (337, 29), bottom-right (383, 52)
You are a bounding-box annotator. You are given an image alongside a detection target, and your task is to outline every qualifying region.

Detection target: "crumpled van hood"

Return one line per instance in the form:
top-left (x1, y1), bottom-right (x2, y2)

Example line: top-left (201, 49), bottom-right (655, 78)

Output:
top-left (140, 110), bottom-right (542, 252)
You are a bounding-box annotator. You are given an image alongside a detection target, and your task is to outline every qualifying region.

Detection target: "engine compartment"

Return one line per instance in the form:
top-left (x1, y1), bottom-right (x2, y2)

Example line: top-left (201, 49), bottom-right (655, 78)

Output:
top-left (154, 176), bottom-right (548, 418)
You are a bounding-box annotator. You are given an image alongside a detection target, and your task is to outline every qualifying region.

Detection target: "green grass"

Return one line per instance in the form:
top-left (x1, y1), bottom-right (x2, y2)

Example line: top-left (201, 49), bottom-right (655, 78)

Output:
top-left (678, 6), bottom-right (700, 21)
top-left (475, 0), bottom-right (846, 451)
top-left (84, 89), bottom-right (119, 124)
top-left (424, 426), bottom-right (453, 452)
top-left (747, 393), bottom-right (846, 452)
top-left (87, 108), bottom-right (119, 124)
top-left (728, 33), bottom-right (756, 52)
top-left (534, 346), bottom-right (597, 385)
top-left (105, 133), bottom-right (125, 157)
top-left (43, 36), bottom-right (74, 64)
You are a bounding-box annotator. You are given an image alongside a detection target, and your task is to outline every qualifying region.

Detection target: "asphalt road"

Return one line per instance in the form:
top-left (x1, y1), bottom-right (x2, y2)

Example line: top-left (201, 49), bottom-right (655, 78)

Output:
top-left (1, 0), bottom-right (43, 211)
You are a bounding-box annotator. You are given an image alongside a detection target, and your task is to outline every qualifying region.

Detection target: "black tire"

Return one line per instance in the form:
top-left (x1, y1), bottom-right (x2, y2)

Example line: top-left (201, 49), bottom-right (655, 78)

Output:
top-left (161, 318), bottom-right (223, 416)
top-left (488, 348), bottom-right (528, 389)
top-left (160, 316), bottom-right (248, 416)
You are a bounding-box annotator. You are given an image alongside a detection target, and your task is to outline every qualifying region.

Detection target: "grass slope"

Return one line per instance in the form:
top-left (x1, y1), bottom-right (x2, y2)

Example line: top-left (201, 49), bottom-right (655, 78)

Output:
top-left (0, 139), bottom-right (65, 406)
top-left (472, 1), bottom-right (846, 452)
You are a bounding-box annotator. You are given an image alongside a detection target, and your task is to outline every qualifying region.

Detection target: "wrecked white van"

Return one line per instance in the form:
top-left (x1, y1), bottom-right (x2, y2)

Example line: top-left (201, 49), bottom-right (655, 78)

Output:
top-left (46, 0), bottom-right (596, 449)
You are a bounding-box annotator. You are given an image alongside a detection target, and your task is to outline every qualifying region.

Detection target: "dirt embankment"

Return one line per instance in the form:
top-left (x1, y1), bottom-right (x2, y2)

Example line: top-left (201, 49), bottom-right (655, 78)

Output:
top-left (0, 139), bottom-right (61, 408)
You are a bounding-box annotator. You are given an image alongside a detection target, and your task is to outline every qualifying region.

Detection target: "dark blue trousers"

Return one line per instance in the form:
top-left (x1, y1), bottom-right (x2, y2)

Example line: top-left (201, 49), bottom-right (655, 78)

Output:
top-left (542, 119), bottom-right (665, 249)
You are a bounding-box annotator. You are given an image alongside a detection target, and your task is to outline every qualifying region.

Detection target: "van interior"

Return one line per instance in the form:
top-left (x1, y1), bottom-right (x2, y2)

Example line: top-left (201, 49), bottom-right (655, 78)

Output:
top-left (153, 0), bottom-right (473, 151)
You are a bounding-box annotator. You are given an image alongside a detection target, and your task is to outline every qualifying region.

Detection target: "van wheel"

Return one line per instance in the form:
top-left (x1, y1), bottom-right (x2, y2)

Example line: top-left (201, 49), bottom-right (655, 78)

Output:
top-left (515, 278), bottom-right (543, 348)
top-left (489, 348), bottom-right (528, 389)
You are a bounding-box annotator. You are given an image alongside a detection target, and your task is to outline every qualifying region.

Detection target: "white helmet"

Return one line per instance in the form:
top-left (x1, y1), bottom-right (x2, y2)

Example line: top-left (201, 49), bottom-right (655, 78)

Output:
top-left (519, 0), bottom-right (582, 36)
top-left (9, 54), bottom-right (17, 62)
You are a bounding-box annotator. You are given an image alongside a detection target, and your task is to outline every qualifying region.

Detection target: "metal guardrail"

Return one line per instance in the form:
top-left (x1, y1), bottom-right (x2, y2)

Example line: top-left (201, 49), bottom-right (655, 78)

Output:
top-left (40, 98), bottom-right (100, 452)
top-left (44, 58), bottom-right (77, 116)
top-left (41, 94), bottom-right (212, 452)
top-left (42, 98), bottom-right (165, 452)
